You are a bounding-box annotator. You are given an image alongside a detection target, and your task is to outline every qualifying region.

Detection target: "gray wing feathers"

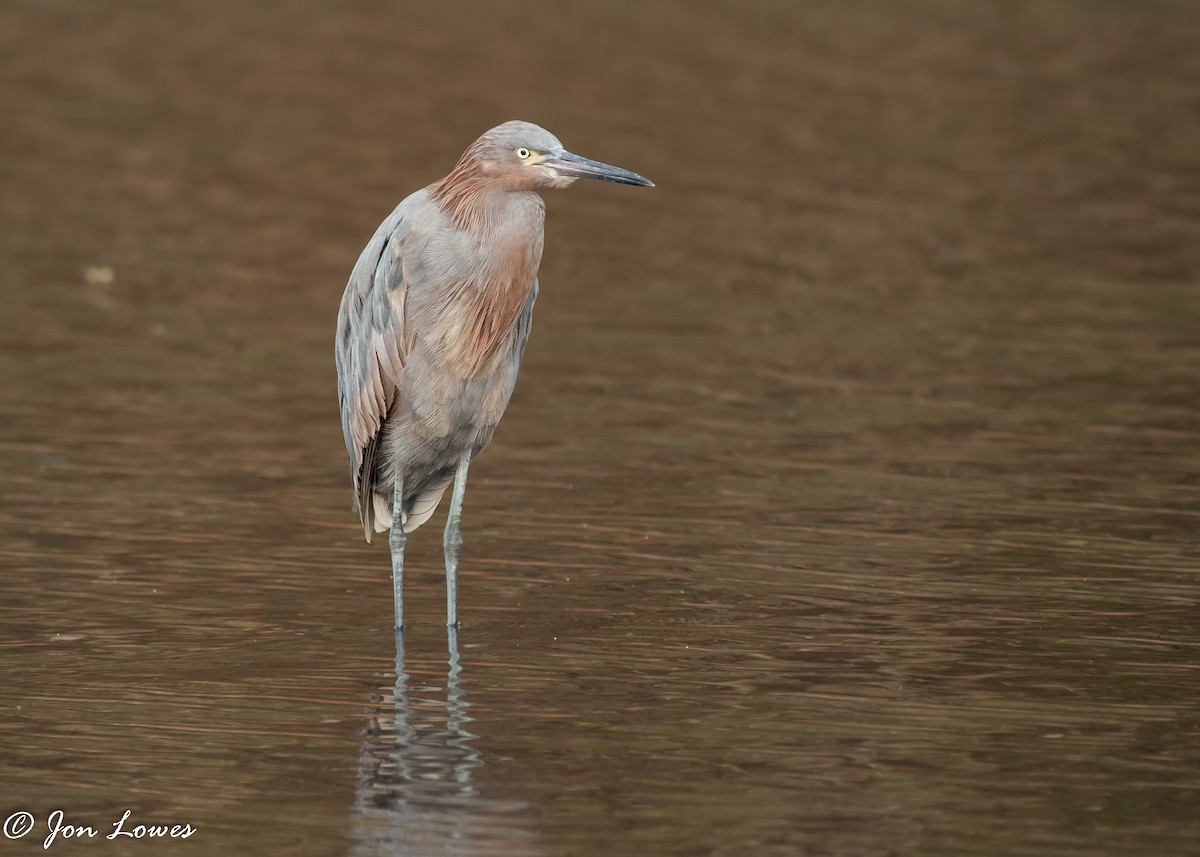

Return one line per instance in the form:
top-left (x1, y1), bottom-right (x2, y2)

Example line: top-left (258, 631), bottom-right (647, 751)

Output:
top-left (335, 205), bottom-right (413, 541)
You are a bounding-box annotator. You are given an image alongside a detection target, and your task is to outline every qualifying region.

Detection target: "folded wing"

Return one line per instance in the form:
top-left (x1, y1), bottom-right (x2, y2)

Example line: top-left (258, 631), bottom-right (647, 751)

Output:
top-left (335, 205), bottom-right (413, 541)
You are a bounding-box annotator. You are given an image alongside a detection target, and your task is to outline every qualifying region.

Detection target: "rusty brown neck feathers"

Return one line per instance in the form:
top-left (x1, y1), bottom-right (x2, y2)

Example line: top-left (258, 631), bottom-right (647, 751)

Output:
top-left (428, 148), bottom-right (544, 377)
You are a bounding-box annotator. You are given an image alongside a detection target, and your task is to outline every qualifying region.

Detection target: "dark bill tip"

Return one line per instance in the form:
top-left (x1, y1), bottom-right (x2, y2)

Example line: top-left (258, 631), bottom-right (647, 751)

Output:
top-left (545, 150), bottom-right (655, 187)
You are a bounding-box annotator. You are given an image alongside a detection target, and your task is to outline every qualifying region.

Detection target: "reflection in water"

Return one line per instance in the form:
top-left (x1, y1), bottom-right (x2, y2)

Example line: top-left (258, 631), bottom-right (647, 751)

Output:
top-left (351, 631), bottom-right (544, 857)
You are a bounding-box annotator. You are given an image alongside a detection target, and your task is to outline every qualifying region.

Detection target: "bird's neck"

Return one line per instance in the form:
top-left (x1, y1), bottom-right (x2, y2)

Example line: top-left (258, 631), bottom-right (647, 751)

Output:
top-left (427, 182), bottom-right (546, 378)
top-left (429, 167), bottom-right (533, 234)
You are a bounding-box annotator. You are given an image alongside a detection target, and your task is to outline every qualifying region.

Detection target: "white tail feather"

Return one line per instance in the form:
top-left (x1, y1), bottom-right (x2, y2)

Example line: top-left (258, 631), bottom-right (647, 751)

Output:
top-left (371, 475), bottom-right (454, 535)
top-left (371, 493), bottom-right (394, 534)
top-left (404, 476), bottom-right (453, 532)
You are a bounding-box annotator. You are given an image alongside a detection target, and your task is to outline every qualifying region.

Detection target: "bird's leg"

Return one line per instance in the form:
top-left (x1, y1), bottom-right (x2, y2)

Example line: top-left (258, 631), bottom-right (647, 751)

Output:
top-left (389, 476), bottom-right (406, 631)
top-left (443, 455), bottom-right (471, 628)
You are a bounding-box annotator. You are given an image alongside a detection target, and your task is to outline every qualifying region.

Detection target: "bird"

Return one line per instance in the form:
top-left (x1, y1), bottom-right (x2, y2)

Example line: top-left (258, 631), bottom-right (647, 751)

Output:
top-left (335, 120), bottom-right (653, 631)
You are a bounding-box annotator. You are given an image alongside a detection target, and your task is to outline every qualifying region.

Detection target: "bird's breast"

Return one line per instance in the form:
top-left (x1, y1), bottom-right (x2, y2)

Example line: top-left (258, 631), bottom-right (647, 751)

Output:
top-left (431, 223), bottom-right (543, 379)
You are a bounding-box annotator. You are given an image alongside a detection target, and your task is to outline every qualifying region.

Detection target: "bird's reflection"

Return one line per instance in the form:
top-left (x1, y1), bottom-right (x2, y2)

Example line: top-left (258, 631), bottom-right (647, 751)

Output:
top-left (350, 630), bottom-right (545, 856)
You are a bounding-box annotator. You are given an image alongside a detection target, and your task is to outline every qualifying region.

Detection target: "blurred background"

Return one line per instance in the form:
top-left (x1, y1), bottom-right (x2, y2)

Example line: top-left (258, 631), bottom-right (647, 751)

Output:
top-left (1, 1), bottom-right (1197, 855)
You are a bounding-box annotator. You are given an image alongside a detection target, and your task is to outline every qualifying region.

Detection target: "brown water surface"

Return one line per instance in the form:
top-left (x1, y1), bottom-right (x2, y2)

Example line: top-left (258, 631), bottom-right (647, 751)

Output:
top-left (1, 1), bottom-right (1198, 855)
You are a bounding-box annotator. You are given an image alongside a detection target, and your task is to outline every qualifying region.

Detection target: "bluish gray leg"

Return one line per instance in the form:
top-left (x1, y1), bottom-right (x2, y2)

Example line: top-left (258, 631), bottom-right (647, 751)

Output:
top-left (389, 478), bottom-right (406, 631)
top-left (443, 456), bottom-right (471, 628)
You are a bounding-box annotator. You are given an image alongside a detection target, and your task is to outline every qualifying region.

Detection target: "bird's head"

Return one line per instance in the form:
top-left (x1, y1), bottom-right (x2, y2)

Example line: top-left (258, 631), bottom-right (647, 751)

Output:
top-left (464, 120), bottom-right (654, 192)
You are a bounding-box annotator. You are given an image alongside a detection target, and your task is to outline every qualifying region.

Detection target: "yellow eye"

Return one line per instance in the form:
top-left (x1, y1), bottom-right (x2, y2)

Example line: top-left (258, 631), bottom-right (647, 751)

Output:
top-left (516, 147), bottom-right (532, 160)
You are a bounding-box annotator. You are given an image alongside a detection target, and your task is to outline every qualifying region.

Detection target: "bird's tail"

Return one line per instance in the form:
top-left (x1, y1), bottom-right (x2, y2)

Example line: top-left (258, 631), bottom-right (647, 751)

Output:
top-left (367, 475), bottom-right (453, 539)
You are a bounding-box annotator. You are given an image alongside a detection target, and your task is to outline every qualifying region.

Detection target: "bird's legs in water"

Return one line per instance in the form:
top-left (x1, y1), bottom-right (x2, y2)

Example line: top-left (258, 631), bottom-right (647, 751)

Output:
top-left (389, 477), bottom-right (406, 631)
top-left (443, 456), bottom-right (471, 628)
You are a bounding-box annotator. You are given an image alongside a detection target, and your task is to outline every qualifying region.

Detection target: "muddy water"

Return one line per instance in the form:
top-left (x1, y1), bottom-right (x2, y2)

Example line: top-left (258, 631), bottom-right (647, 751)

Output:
top-left (1, 1), bottom-right (1198, 854)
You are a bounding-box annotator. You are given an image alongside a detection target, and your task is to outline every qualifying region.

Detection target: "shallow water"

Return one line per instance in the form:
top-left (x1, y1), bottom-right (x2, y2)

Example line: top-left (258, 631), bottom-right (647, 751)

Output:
top-left (2, 0), bottom-right (1198, 854)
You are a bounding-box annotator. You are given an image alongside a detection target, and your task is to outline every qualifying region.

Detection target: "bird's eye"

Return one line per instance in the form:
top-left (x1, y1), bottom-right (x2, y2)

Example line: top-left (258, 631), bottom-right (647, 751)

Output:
top-left (516, 147), bottom-right (531, 159)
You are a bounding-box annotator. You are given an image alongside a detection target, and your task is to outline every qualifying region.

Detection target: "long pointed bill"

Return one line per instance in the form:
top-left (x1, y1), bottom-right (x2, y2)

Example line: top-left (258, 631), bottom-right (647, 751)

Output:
top-left (543, 150), bottom-right (655, 187)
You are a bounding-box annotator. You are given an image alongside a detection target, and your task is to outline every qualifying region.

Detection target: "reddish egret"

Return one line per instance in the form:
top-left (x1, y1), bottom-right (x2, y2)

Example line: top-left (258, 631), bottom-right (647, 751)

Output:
top-left (336, 121), bottom-right (653, 630)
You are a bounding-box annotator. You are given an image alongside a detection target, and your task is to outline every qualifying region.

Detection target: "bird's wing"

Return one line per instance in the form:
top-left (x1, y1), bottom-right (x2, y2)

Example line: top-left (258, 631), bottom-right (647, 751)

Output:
top-left (335, 205), bottom-right (414, 541)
